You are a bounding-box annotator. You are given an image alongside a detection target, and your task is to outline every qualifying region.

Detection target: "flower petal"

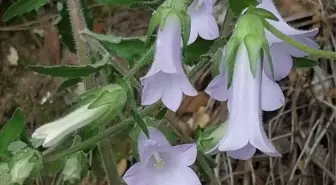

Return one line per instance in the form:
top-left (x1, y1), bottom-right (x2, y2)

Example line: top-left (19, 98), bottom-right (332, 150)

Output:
top-left (258, 0), bottom-right (318, 43)
top-left (141, 83), bottom-right (162, 106)
top-left (227, 143), bottom-right (257, 160)
top-left (123, 162), bottom-right (143, 185)
top-left (178, 75), bottom-right (198, 96)
top-left (261, 72), bottom-right (285, 111)
top-left (249, 121), bottom-right (281, 157)
top-left (263, 45), bottom-right (293, 81)
top-left (188, 26), bottom-right (198, 45)
top-left (152, 166), bottom-right (201, 185)
top-left (142, 16), bottom-right (183, 79)
top-left (138, 127), bottom-right (171, 162)
top-left (161, 81), bottom-right (183, 112)
top-left (196, 15), bottom-right (219, 41)
top-left (279, 36), bottom-right (320, 57)
top-left (170, 144), bottom-right (197, 166)
top-left (205, 74), bottom-right (229, 101)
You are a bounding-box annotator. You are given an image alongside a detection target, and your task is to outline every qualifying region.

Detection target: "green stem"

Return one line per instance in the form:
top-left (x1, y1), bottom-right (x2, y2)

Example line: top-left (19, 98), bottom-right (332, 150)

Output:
top-left (263, 20), bottom-right (336, 59)
top-left (124, 44), bottom-right (155, 80)
top-left (66, 0), bottom-right (94, 89)
top-left (98, 139), bottom-right (123, 185)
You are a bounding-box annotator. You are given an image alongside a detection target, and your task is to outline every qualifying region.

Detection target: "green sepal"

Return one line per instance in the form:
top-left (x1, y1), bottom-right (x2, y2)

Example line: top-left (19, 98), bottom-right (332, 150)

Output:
top-left (224, 37), bottom-right (241, 89)
top-left (175, 10), bottom-right (191, 48)
top-left (246, 7), bottom-right (279, 21)
top-left (262, 40), bottom-right (275, 80)
top-left (146, 10), bottom-right (162, 43)
top-left (244, 35), bottom-right (263, 78)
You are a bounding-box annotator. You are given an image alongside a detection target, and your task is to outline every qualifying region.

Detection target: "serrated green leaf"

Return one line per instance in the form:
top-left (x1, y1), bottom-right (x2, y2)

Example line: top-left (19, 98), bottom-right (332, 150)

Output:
top-left (57, 78), bottom-right (83, 92)
top-left (81, 29), bottom-right (123, 44)
top-left (293, 57), bottom-right (318, 68)
top-left (244, 35), bottom-right (263, 78)
top-left (248, 8), bottom-right (279, 21)
top-left (228, 0), bottom-right (257, 16)
top-left (2, 0), bottom-right (48, 22)
top-left (27, 56), bottom-right (108, 78)
top-left (0, 109), bottom-right (25, 154)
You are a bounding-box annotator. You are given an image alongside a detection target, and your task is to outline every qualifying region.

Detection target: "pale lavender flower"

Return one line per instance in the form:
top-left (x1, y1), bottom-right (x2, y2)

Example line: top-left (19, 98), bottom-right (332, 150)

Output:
top-left (187, 0), bottom-right (219, 45)
top-left (258, 0), bottom-right (319, 81)
top-left (123, 127), bottom-right (201, 185)
top-left (141, 16), bottom-right (197, 112)
top-left (205, 0), bottom-right (319, 159)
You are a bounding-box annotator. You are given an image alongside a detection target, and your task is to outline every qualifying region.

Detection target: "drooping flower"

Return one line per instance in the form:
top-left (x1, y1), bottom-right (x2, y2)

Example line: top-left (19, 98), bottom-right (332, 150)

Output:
top-left (32, 85), bottom-right (127, 148)
top-left (141, 16), bottom-right (197, 112)
top-left (32, 103), bottom-right (108, 147)
top-left (123, 127), bottom-right (201, 185)
top-left (187, 0), bottom-right (219, 45)
top-left (204, 0), bottom-right (319, 159)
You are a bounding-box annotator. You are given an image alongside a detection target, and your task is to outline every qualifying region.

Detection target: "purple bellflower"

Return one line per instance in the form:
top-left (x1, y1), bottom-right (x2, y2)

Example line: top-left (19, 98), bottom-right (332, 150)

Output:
top-left (188, 0), bottom-right (219, 45)
top-left (123, 127), bottom-right (201, 185)
top-left (141, 16), bottom-right (197, 112)
top-left (205, 0), bottom-right (319, 159)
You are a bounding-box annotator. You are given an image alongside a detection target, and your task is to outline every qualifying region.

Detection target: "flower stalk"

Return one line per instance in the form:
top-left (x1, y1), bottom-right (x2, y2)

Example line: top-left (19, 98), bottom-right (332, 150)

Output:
top-left (263, 20), bottom-right (336, 59)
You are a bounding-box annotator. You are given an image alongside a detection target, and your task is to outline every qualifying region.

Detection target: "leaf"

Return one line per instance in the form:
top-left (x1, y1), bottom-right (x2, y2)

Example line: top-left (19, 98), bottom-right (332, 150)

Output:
top-left (185, 39), bottom-right (214, 65)
top-left (57, 78), bottom-right (83, 92)
top-left (228, 0), bottom-right (257, 16)
top-left (7, 141), bottom-right (27, 155)
top-left (118, 79), bottom-right (149, 138)
top-left (81, 29), bottom-right (123, 44)
top-left (103, 39), bottom-right (148, 66)
top-left (293, 57), bottom-right (318, 68)
top-left (0, 109), bottom-right (25, 154)
top-left (2, 0), bottom-right (48, 22)
top-left (27, 55), bottom-right (108, 78)
top-left (197, 122), bottom-right (228, 153)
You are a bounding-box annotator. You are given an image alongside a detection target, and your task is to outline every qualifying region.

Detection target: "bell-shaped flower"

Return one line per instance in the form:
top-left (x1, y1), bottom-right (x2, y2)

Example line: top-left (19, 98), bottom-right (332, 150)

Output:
top-left (204, 0), bottom-right (320, 160)
top-left (141, 16), bottom-right (197, 112)
top-left (32, 103), bottom-right (109, 147)
top-left (123, 127), bottom-right (201, 185)
top-left (32, 84), bottom-right (127, 147)
top-left (206, 44), bottom-right (282, 160)
top-left (258, 0), bottom-right (319, 81)
top-left (187, 0), bottom-right (219, 45)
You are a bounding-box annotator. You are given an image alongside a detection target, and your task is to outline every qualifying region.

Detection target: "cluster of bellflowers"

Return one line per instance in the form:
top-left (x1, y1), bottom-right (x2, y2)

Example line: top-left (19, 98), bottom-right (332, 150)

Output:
top-left (140, 0), bottom-right (319, 164)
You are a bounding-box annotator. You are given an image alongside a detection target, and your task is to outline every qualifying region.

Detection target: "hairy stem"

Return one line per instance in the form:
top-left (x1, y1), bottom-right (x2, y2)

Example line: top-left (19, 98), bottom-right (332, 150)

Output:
top-left (66, 0), bottom-right (94, 89)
